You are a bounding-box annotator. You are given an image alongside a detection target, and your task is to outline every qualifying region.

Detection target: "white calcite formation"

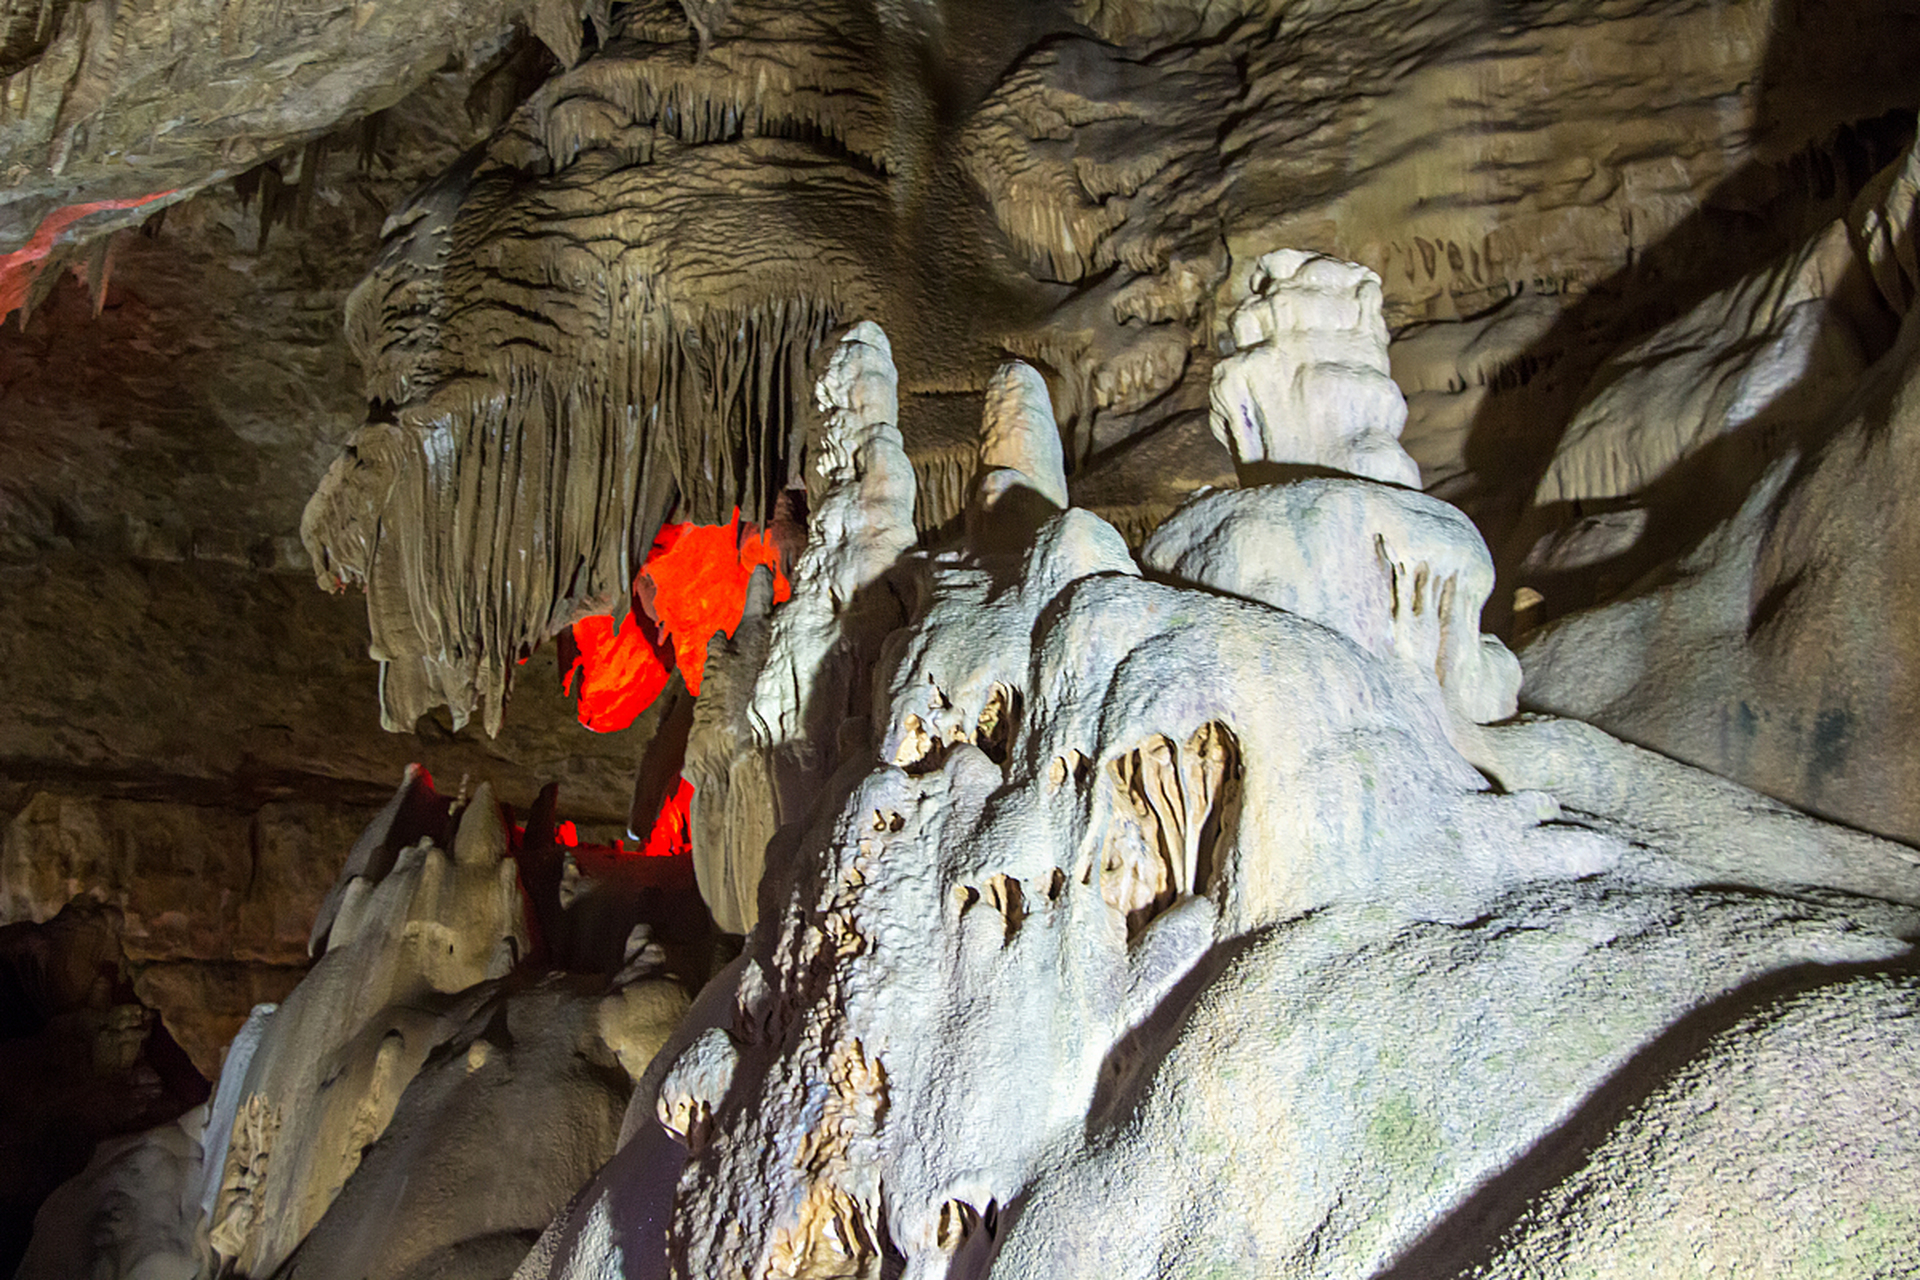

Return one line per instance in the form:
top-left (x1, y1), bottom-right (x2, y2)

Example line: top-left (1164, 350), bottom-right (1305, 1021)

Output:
top-left (967, 359), bottom-right (1071, 550)
top-left (203, 776), bottom-right (686, 1279)
top-left (29, 255), bottom-right (1920, 1279)
top-left (686, 320), bottom-right (919, 936)
top-left (1209, 248), bottom-right (1424, 488)
top-left (522, 289), bottom-right (1920, 1280)
top-left (12, 1108), bottom-right (208, 1280)
top-left (1140, 480), bottom-right (1522, 731)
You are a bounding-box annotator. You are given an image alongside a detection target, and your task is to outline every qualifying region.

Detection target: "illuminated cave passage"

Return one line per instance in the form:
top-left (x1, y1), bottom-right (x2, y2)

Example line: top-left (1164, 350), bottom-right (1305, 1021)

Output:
top-left (563, 512), bottom-right (793, 733)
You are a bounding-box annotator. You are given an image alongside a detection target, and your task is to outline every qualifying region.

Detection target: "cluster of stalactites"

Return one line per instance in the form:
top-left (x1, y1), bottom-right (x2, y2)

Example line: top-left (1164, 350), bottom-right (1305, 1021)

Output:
top-left (303, 291), bottom-right (833, 734)
top-left (299, 0), bottom-right (925, 734)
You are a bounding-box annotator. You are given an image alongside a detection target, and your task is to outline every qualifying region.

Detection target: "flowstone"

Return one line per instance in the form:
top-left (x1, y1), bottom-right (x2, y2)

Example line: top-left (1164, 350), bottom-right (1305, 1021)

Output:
top-left (520, 287), bottom-right (1920, 1280)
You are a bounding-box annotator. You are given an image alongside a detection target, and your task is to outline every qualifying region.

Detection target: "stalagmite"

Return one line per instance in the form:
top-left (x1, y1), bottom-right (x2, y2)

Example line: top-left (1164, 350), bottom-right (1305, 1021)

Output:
top-left (521, 297), bottom-right (1920, 1280)
top-left (1209, 249), bottom-right (1422, 487)
top-left (17, 2), bottom-right (1920, 1277)
top-left (967, 358), bottom-right (1070, 549)
top-left (1141, 480), bottom-right (1522, 730)
top-left (686, 321), bottom-right (918, 935)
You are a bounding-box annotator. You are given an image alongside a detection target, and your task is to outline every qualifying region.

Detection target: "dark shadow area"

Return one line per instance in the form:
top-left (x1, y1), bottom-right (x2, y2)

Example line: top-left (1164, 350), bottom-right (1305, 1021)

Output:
top-left (0, 905), bottom-right (211, 1278)
top-left (1452, 0), bottom-right (1920, 634)
top-left (1372, 945), bottom-right (1920, 1279)
top-left (1084, 924), bottom-right (1266, 1134)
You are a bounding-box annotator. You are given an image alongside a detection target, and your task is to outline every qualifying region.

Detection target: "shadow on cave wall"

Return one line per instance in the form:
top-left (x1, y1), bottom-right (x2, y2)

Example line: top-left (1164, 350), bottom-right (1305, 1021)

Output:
top-left (1454, 0), bottom-right (1920, 636)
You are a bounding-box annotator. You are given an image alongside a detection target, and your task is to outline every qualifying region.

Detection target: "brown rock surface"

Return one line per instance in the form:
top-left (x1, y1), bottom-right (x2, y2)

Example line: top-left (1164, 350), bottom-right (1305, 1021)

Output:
top-left (0, 0), bottom-right (565, 261)
top-left (2, 796), bottom-right (352, 962)
top-left (0, 67), bottom-right (655, 1258)
top-left (302, 0), bottom-right (1920, 736)
top-left (1518, 130), bottom-right (1920, 845)
top-left (129, 960), bottom-right (304, 1079)
top-left (0, 56), bottom-right (646, 841)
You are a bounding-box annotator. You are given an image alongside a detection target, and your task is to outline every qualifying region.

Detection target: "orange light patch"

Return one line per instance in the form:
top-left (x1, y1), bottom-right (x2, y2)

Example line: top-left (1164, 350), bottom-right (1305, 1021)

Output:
top-left (566, 614), bottom-right (673, 733)
top-left (569, 512), bottom-right (791, 731)
top-left (633, 778), bottom-right (694, 859)
top-left (563, 512), bottom-right (790, 862)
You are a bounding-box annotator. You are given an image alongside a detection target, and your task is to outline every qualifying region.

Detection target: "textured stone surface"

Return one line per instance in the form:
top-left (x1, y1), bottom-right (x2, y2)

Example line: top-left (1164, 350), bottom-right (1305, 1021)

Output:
top-left (3, 795), bottom-right (357, 963)
top-left (0, 906), bottom-right (211, 1276)
top-left (1520, 144), bottom-right (1920, 845)
top-left (10, 775), bottom-right (694, 1280)
top-left (7, 2), bottom-right (1920, 1276)
top-left (1141, 480), bottom-right (1521, 729)
top-left (0, 67), bottom-right (659, 1156)
top-left (0, 0), bottom-right (546, 257)
top-left (11, 1106), bottom-right (206, 1280)
top-left (193, 777), bottom-right (688, 1279)
top-left (299, 0), bottom-right (1920, 734)
top-left (688, 321), bottom-right (918, 936)
top-left (1533, 219), bottom-right (1880, 506)
top-left (1209, 249), bottom-right (1421, 487)
top-left (517, 313), bottom-right (1920, 1280)
top-left (989, 886), bottom-right (1919, 1280)
top-left (1472, 973), bottom-right (1920, 1279)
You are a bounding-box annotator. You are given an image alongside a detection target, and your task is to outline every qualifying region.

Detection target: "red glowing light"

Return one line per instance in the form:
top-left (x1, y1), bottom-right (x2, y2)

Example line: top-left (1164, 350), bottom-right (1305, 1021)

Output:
top-left (561, 512), bottom-right (789, 862)
top-left (566, 614), bottom-right (673, 733)
top-left (634, 778), bottom-right (694, 859)
top-left (557, 782), bottom-right (693, 877)
top-left (644, 515), bottom-right (791, 697)
top-left (0, 191), bottom-right (176, 324)
top-left (567, 512), bottom-right (791, 732)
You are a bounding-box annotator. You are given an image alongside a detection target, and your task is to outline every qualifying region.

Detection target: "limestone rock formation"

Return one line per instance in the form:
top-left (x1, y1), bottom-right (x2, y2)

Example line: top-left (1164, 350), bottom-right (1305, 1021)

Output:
top-left (1141, 480), bottom-right (1520, 730)
top-left (1520, 129), bottom-right (1920, 846)
top-left (0, 0), bottom-right (562, 268)
top-left (12, 1), bottom-right (1920, 1277)
top-left (1209, 249), bottom-right (1422, 487)
top-left (520, 306), bottom-right (1920, 1280)
top-left (297, 0), bottom-right (956, 735)
top-left (1532, 218), bottom-right (1882, 507)
top-left (14, 766), bottom-right (694, 1280)
top-left (0, 905), bottom-right (213, 1276)
top-left (686, 320), bottom-right (918, 936)
top-left (288, 0), bottom-right (1920, 740)
top-left (11, 1105), bottom-right (207, 1280)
